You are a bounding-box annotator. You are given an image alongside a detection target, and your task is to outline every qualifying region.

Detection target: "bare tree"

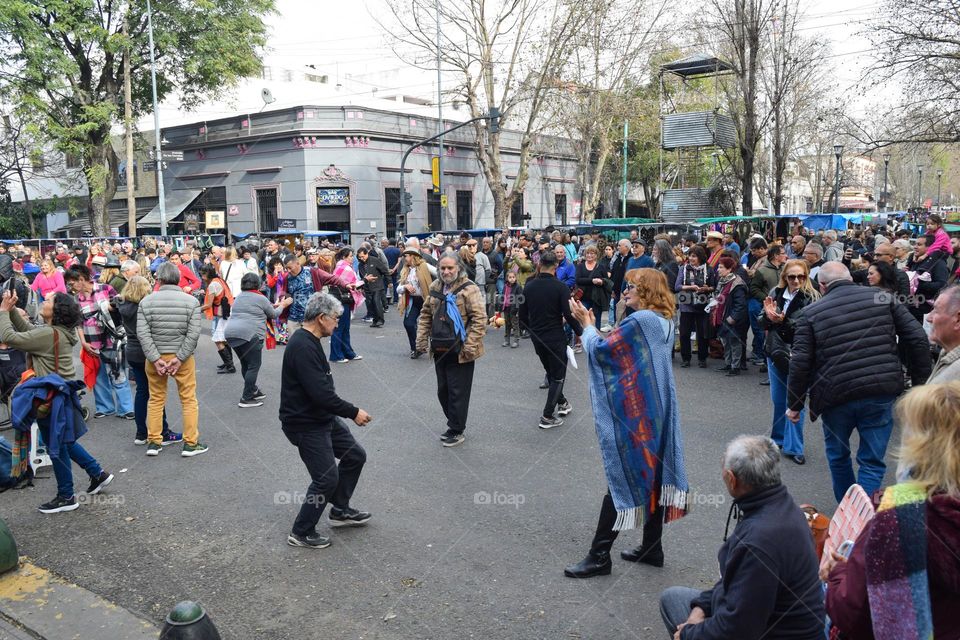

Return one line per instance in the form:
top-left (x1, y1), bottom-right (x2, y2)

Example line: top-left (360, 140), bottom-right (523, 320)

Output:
top-left (383, 0), bottom-right (586, 227)
top-left (550, 0), bottom-right (668, 221)
top-left (702, 0), bottom-right (778, 216)
top-left (853, 0), bottom-right (960, 147)
top-left (761, 1), bottom-right (829, 215)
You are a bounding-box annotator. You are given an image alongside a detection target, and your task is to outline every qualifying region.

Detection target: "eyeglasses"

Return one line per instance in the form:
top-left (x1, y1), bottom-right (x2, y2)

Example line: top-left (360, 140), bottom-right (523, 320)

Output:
top-left (786, 274), bottom-right (807, 281)
top-left (624, 284), bottom-right (637, 291)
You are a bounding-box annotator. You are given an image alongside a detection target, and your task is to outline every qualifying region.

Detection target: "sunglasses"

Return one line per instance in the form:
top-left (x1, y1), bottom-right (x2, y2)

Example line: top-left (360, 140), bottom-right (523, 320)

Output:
top-left (466, 243), bottom-right (478, 247)
top-left (786, 274), bottom-right (807, 281)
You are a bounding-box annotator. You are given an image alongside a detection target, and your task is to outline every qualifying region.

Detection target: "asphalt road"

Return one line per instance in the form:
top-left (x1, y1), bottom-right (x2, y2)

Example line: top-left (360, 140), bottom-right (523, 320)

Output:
top-left (0, 308), bottom-right (893, 640)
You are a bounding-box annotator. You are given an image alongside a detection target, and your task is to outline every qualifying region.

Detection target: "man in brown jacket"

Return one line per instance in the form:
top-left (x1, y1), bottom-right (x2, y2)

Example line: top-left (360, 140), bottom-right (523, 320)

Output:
top-left (416, 253), bottom-right (487, 447)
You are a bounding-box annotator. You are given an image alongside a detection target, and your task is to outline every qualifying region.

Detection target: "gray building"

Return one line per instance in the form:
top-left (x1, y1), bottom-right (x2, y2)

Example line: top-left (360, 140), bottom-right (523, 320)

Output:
top-left (147, 105), bottom-right (582, 239)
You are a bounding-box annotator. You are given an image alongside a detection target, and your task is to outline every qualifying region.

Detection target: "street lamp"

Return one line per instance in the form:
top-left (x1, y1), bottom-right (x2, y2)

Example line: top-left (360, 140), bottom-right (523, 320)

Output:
top-left (937, 169), bottom-right (943, 211)
top-left (833, 144), bottom-right (844, 214)
top-left (882, 153), bottom-right (890, 212)
top-left (917, 165), bottom-right (924, 209)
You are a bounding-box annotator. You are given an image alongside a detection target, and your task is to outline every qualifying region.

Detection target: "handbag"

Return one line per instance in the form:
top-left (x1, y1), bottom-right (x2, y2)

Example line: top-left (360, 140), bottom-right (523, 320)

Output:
top-left (764, 326), bottom-right (791, 374)
top-left (328, 284), bottom-right (354, 307)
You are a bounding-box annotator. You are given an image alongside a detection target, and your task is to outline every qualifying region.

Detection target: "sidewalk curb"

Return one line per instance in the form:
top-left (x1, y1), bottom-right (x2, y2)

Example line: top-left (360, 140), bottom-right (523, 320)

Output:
top-left (0, 560), bottom-right (159, 640)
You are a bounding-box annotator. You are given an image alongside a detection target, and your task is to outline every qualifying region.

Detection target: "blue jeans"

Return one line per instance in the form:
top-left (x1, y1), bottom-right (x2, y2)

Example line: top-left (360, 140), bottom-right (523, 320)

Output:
top-left (329, 308), bottom-right (356, 361)
top-left (93, 357), bottom-right (134, 416)
top-left (820, 395), bottom-right (896, 502)
top-left (129, 360), bottom-right (169, 440)
top-left (402, 296), bottom-right (424, 351)
top-left (748, 298), bottom-right (764, 358)
top-left (768, 359), bottom-right (804, 456)
top-left (38, 422), bottom-right (103, 499)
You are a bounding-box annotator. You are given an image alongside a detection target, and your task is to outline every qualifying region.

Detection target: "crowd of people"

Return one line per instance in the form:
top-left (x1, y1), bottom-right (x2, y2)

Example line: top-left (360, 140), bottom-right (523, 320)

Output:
top-left (0, 215), bottom-right (958, 637)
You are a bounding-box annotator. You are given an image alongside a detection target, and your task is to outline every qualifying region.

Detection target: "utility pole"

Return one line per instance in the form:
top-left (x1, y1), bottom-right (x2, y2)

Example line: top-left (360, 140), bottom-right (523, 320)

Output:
top-left (435, 0), bottom-right (444, 225)
top-left (621, 120), bottom-right (628, 217)
top-left (123, 11), bottom-right (137, 237)
top-left (147, 0), bottom-right (166, 235)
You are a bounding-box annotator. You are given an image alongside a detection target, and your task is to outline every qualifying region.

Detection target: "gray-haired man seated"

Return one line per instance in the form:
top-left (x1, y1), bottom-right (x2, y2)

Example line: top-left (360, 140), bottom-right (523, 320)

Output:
top-left (659, 436), bottom-right (824, 640)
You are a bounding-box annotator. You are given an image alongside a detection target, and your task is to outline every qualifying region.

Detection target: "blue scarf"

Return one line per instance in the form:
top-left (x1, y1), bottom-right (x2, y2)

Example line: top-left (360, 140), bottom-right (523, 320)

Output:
top-left (584, 311), bottom-right (689, 530)
top-left (445, 293), bottom-right (467, 341)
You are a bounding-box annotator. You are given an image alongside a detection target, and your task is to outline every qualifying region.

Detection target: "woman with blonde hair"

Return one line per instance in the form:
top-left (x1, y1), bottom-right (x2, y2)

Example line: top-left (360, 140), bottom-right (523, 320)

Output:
top-left (219, 245), bottom-right (247, 297)
top-left (564, 269), bottom-right (688, 577)
top-left (825, 381), bottom-right (960, 639)
top-left (760, 258), bottom-right (819, 465)
top-left (398, 247), bottom-right (433, 358)
top-left (116, 276), bottom-right (180, 446)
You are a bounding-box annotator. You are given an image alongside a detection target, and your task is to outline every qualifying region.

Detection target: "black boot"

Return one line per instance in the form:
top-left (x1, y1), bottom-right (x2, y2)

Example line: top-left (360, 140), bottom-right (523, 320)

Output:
top-left (217, 347), bottom-right (236, 374)
top-left (563, 551), bottom-right (612, 578)
top-left (619, 506), bottom-right (665, 567)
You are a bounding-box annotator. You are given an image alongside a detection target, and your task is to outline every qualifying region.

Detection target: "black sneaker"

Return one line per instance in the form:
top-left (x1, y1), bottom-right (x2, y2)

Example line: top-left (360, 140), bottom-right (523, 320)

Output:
top-left (161, 431), bottom-right (183, 446)
top-left (238, 399), bottom-right (264, 408)
top-left (287, 531), bottom-right (332, 549)
top-left (538, 416), bottom-right (564, 429)
top-left (252, 390), bottom-right (267, 401)
top-left (85, 471), bottom-right (114, 495)
top-left (217, 366), bottom-right (236, 375)
top-left (680, 361), bottom-right (691, 368)
top-left (556, 401), bottom-right (572, 417)
top-left (93, 411), bottom-right (114, 419)
top-left (329, 506), bottom-right (372, 528)
top-left (440, 431), bottom-right (465, 447)
top-left (38, 495), bottom-right (79, 514)
top-left (121, 412), bottom-right (135, 420)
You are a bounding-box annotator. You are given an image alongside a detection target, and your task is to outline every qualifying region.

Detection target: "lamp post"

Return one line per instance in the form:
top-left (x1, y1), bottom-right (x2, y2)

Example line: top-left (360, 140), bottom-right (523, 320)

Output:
top-left (882, 153), bottom-right (890, 212)
top-left (917, 166), bottom-right (923, 209)
top-left (833, 144), bottom-right (843, 214)
top-left (937, 169), bottom-right (943, 211)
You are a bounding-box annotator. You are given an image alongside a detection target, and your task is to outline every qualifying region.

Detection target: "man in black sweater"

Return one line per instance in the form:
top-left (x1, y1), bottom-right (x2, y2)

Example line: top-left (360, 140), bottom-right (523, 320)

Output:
top-left (280, 292), bottom-right (373, 549)
top-left (519, 251), bottom-right (582, 429)
top-left (660, 435), bottom-right (825, 640)
top-left (358, 246), bottom-right (389, 327)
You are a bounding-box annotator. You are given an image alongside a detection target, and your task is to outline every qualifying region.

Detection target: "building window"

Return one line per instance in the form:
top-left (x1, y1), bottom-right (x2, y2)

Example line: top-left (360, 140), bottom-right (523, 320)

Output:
top-left (554, 193), bottom-right (567, 225)
top-left (256, 188), bottom-right (278, 232)
top-left (456, 190), bottom-right (472, 229)
top-left (427, 190), bottom-right (442, 231)
top-left (385, 187), bottom-right (400, 239)
top-left (510, 194), bottom-right (524, 227)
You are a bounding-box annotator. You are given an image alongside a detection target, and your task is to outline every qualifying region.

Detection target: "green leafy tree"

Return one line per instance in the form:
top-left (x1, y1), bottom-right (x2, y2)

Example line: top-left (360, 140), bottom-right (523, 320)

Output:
top-left (0, 0), bottom-right (274, 236)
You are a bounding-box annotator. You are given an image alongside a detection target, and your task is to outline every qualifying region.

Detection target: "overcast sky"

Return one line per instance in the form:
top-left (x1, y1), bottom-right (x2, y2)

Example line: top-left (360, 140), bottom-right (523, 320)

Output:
top-left (151, 0), bottom-right (883, 124)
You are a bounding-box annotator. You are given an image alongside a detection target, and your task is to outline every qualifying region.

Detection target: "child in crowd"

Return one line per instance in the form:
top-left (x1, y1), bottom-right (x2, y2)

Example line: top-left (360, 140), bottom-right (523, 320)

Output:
top-left (498, 270), bottom-right (523, 348)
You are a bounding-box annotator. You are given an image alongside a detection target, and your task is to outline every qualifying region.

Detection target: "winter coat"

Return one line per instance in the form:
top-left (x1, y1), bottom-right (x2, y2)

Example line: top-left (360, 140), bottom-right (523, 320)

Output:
top-left (684, 484), bottom-right (825, 640)
top-left (416, 274), bottom-right (488, 363)
top-left (787, 280), bottom-right (931, 420)
top-left (137, 285), bottom-right (202, 363)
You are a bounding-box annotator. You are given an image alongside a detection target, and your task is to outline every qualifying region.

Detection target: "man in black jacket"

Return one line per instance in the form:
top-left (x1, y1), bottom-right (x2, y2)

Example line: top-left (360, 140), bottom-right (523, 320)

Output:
top-left (519, 251), bottom-right (582, 429)
top-left (787, 262), bottom-right (931, 502)
top-left (358, 246), bottom-right (389, 327)
top-left (660, 435), bottom-right (824, 640)
top-left (280, 292), bottom-right (372, 549)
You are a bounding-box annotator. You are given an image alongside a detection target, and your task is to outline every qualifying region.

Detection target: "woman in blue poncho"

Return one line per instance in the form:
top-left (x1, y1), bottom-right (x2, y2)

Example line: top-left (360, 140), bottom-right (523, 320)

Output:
top-left (564, 268), bottom-right (690, 578)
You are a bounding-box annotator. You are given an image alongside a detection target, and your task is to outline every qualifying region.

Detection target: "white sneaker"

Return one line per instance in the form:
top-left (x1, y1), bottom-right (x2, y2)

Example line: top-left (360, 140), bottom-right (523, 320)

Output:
top-left (556, 402), bottom-right (572, 416)
top-left (133, 438), bottom-right (147, 445)
top-left (599, 324), bottom-right (612, 333)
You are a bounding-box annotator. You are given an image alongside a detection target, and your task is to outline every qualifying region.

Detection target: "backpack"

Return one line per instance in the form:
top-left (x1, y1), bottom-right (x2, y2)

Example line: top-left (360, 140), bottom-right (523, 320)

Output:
top-left (429, 282), bottom-right (473, 353)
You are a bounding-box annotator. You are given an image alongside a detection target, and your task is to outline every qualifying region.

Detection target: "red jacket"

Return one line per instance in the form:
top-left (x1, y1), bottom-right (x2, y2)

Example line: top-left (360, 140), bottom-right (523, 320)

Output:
top-left (826, 494), bottom-right (960, 639)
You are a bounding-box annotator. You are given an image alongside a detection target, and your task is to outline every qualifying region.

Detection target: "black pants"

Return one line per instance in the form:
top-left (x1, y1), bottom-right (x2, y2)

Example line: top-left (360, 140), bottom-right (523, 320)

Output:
top-left (282, 419), bottom-right (366, 537)
top-left (678, 311), bottom-right (709, 364)
top-left (402, 296), bottom-right (424, 351)
top-left (434, 353), bottom-right (475, 434)
top-left (367, 289), bottom-right (385, 324)
top-left (590, 492), bottom-right (664, 556)
top-left (227, 337), bottom-right (263, 401)
top-left (533, 338), bottom-right (567, 418)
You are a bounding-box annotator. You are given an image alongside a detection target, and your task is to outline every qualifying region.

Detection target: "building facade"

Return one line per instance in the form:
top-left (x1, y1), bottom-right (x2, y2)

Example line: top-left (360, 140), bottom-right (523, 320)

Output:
top-left (154, 105), bottom-right (582, 239)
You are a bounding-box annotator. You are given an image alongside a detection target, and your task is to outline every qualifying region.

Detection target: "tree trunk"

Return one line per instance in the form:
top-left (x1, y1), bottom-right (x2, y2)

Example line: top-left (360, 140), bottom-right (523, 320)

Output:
top-left (85, 134), bottom-right (118, 237)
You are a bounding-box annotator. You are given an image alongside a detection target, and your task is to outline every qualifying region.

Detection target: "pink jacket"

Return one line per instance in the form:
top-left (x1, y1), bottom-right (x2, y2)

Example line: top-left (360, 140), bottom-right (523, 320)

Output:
top-left (333, 261), bottom-right (365, 309)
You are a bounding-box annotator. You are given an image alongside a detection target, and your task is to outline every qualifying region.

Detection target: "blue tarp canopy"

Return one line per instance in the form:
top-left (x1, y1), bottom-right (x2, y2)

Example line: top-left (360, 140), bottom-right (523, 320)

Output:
top-left (798, 214), bottom-right (861, 231)
top-left (303, 230), bottom-right (343, 238)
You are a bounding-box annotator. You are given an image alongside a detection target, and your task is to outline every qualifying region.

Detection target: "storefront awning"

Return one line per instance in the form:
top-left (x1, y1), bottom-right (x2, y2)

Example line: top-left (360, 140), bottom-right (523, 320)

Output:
top-left (138, 189), bottom-right (203, 227)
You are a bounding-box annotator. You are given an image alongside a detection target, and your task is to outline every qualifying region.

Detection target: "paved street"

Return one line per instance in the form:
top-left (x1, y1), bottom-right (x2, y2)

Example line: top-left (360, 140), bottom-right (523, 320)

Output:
top-left (0, 313), bottom-right (891, 639)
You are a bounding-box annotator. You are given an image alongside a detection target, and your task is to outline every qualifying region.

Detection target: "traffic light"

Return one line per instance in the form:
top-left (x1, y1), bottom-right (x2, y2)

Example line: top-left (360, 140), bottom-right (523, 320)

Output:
top-left (396, 213), bottom-right (406, 231)
top-left (401, 191), bottom-right (413, 213)
top-left (488, 107), bottom-right (500, 134)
